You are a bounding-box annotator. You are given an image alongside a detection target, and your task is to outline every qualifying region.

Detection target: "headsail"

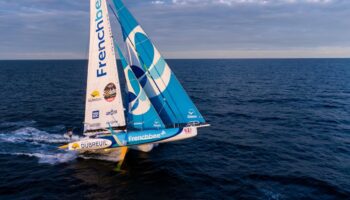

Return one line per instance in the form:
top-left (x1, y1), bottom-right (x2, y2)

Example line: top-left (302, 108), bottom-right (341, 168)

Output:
top-left (116, 46), bottom-right (165, 130)
top-left (111, 0), bottom-right (206, 126)
top-left (84, 0), bottom-right (126, 133)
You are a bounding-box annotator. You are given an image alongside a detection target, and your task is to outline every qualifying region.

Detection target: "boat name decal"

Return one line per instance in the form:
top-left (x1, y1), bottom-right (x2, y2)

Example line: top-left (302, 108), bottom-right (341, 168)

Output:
top-left (81, 140), bottom-right (110, 149)
top-left (128, 133), bottom-right (162, 142)
top-left (95, 0), bottom-right (107, 78)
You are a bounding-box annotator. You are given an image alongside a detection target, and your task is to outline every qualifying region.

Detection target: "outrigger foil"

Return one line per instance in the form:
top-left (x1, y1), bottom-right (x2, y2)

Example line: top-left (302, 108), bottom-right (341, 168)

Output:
top-left (59, 0), bottom-right (209, 163)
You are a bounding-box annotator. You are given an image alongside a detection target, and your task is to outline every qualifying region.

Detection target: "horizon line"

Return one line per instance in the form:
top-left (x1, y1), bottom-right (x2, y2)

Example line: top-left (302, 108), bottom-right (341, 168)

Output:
top-left (1, 57), bottom-right (350, 61)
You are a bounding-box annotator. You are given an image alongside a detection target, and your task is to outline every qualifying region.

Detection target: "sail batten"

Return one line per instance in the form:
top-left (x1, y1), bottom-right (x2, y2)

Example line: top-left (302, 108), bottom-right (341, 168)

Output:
top-left (111, 0), bottom-right (206, 125)
top-left (84, 0), bottom-right (126, 133)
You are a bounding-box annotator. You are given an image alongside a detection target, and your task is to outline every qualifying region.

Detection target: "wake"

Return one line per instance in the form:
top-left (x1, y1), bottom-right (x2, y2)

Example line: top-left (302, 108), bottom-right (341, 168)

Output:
top-left (0, 121), bottom-right (124, 164)
top-left (0, 121), bottom-right (78, 165)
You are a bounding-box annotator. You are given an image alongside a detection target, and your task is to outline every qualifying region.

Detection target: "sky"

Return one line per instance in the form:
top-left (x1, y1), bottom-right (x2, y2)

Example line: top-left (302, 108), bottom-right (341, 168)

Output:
top-left (0, 0), bottom-right (349, 59)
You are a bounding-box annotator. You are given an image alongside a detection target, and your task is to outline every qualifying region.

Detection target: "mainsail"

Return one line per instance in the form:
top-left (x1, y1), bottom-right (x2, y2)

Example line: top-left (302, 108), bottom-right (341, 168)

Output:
top-left (111, 0), bottom-right (206, 126)
top-left (84, 0), bottom-right (126, 133)
top-left (116, 46), bottom-right (165, 130)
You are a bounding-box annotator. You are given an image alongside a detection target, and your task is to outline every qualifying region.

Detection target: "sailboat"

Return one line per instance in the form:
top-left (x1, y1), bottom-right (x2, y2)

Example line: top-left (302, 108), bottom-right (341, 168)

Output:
top-left (59, 0), bottom-right (209, 162)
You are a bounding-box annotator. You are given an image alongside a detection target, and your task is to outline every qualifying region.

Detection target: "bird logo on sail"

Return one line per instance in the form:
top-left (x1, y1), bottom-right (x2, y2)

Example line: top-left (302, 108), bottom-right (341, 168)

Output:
top-left (104, 83), bottom-right (117, 102)
top-left (91, 90), bottom-right (100, 98)
top-left (187, 109), bottom-right (198, 119)
top-left (88, 90), bottom-right (102, 102)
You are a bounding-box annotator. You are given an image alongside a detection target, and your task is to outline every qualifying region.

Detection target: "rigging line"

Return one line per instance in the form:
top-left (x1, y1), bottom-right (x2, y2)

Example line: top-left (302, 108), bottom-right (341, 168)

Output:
top-left (108, 3), bottom-right (181, 124)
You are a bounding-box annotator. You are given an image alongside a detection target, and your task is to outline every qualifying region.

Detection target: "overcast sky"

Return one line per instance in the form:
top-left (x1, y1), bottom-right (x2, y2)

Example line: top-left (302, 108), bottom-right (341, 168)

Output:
top-left (0, 0), bottom-right (349, 59)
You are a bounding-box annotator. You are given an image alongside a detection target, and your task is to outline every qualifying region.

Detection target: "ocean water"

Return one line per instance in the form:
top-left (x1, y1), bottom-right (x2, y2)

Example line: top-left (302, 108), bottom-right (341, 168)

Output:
top-left (0, 59), bottom-right (350, 199)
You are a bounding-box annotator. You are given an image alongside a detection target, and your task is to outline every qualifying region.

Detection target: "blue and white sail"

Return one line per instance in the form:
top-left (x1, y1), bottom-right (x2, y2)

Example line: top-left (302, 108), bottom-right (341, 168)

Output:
top-left (84, 0), bottom-right (126, 134)
top-left (116, 46), bottom-right (165, 130)
top-left (111, 0), bottom-right (206, 126)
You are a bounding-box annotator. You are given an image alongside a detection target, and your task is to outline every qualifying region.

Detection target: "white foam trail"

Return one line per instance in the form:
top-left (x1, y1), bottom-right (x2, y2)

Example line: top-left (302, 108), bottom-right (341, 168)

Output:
top-left (0, 152), bottom-right (78, 165)
top-left (0, 126), bottom-right (81, 165)
top-left (0, 125), bottom-right (125, 163)
top-left (0, 127), bottom-right (80, 144)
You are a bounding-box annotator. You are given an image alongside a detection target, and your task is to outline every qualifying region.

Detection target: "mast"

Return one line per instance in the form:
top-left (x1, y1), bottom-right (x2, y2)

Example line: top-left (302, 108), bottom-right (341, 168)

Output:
top-left (84, 0), bottom-right (126, 134)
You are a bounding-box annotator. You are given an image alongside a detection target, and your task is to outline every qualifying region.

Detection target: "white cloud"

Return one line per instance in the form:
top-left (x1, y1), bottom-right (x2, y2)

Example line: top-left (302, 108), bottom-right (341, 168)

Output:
top-left (151, 1), bottom-right (165, 5)
top-left (169, 0), bottom-right (334, 6)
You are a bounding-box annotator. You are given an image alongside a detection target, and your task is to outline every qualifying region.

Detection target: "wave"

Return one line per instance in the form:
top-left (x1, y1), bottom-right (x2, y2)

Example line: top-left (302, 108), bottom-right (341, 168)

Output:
top-left (0, 126), bottom-right (79, 165)
top-left (0, 152), bottom-right (78, 165)
top-left (80, 154), bottom-right (121, 163)
top-left (247, 174), bottom-right (350, 198)
top-left (0, 120), bottom-right (36, 129)
top-left (0, 127), bottom-right (75, 144)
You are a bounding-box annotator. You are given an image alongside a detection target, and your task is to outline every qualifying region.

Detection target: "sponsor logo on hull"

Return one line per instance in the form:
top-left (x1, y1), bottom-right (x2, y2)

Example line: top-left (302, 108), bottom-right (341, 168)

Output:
top-left (128, 134), bottom-right (161, 142)
top-left (159, 127), bottom-right (198, 144)
top-left (184, 127), bottom-right (192, 134)
top-left (69, 139), bottom-right (112, 151)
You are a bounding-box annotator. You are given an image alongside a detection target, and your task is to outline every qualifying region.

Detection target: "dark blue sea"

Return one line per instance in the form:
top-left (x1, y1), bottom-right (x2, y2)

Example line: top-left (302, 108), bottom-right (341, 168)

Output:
top-left (0, 59), bottom-right (350, 199)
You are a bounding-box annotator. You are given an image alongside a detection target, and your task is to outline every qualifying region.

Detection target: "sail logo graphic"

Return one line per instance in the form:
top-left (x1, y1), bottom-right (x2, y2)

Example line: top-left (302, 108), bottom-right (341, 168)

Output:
top-left (187, 109), bottom-right (198, 119)
top-left (95, 0), bottom-right (107, 78)
top-left (91, 90), bottom-right (100, 98)
top-left (92, 110), bottom-right (100, 119)
top-left (88, 90), bottom-right (102, 102)
top-left (106, 109), bottom-right (118, 116)
top-left (86, 123), bottom-right (101, 129)
top-left (104, 83), bottom-right (117, 102)
top-left (153, 120), bottom-right (162, 128)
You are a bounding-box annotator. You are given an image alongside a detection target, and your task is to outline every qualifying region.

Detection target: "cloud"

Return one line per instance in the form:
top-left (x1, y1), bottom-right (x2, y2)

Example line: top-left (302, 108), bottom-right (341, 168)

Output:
top-left (151, 1), bottom-right (166, 5)
top-left (0, 0), bottom-right (349, 59)
top-left (164, 0), bottom-right (335, 6)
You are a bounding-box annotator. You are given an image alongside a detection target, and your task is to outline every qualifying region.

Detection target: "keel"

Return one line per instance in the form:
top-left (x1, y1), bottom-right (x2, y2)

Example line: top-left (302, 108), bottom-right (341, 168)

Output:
top-left (116, 147), bottom-right (128, 171)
